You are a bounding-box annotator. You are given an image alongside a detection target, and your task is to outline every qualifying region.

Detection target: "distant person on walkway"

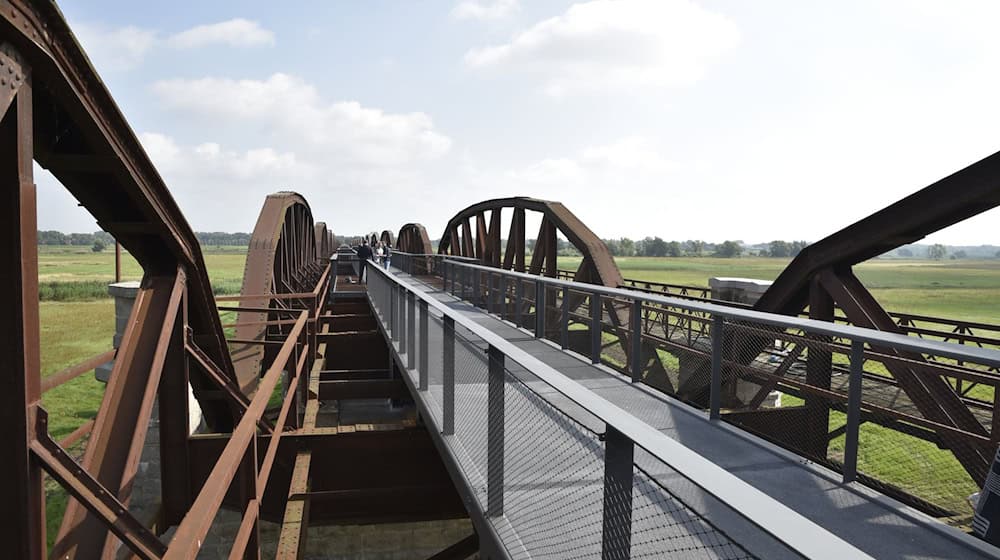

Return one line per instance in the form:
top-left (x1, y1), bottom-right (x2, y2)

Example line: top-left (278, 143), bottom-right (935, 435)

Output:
top-left (356, 240), bottom-right (373, 283)
top-left (375, 242), bottom-right (384, 266)
top-left (383, 242), bottom-right (392, 270)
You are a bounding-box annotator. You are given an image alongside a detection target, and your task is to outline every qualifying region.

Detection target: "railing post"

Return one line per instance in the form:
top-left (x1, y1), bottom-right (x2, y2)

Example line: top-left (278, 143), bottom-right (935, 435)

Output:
top-left (843, 339), bottom-right (864, 483)
top-left (710, 315), bottom-right (724, 420)
top-left (534, 281), bottom-right (546, 339)
top-left (443, 260), bottom-right (450, 294)
top-left (419, 300), bottom-right (429, 391)
top-left (630, 299), bottom-right (642, 383)
top-left (488, 345), bottom-right (505, 517)
top-left (590, 292), bottom-right (602, 364)
top-left (561, 286), bottom-right (570, 349)
top-left (406, 291), bottom-right (416, 370)
top-left (443, 316), bottom-right (455, 435)
top-left (601, 426), bottom-right (634, 560)
top-left (515, 278), bottom-right (523, 328)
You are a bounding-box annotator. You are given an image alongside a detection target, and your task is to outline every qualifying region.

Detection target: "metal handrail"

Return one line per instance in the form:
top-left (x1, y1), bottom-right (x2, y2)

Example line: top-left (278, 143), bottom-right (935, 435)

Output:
top-left (366, 260), bottom-right (873, 560)
top-left (439, 259), bottom-right (1000, 369)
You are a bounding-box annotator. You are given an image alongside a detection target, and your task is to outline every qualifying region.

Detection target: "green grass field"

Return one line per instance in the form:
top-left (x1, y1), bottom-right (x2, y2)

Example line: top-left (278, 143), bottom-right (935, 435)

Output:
top-left (562, 256), bottom-right (1000, 324)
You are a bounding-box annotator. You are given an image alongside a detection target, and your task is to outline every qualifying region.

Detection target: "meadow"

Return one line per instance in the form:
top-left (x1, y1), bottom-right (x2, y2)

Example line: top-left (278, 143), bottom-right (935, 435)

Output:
top-left (36, 248), bottom-right (1000, 541)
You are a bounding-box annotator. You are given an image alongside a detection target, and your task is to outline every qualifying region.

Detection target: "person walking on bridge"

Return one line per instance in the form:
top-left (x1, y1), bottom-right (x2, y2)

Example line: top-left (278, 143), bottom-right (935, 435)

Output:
top-left (383, 242), bottom-right (392, 270)
top-left (356, 240), bottom-right (373, 283)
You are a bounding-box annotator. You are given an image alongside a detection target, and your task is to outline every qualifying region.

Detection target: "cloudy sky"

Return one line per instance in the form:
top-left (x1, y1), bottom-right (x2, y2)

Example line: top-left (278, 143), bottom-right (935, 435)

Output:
top-left (39, 0), bottom-right (1000, 244)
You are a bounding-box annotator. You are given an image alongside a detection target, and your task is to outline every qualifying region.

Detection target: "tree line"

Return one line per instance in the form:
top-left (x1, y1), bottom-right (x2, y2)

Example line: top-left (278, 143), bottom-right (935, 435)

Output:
top-left (38, 230), bottom-right (252, 247)
top-left (600, 238), bottom-right (809, 258)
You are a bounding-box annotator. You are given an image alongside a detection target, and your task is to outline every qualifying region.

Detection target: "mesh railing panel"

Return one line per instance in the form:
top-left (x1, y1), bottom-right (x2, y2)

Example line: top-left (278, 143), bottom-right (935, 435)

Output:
top-left (390, 262), bottom-right (1000, 542)
top-left (628, 465), bottom-right (760, 559)
top-left (369, 271), bottom-right (777, 559)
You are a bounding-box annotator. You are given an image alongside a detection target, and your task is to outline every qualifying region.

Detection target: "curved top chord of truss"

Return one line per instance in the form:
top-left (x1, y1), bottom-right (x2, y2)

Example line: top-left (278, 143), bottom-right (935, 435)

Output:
top-left (437, 196), bottom-right (622, 288)
top-left (380, 230), bottom-right (395, 247)
top-left (315, 222), bottom-right (335, 261)
top-left (397, 223), bottom-right (433, 254)
top-left (233, 192), bottom-right (319, 395)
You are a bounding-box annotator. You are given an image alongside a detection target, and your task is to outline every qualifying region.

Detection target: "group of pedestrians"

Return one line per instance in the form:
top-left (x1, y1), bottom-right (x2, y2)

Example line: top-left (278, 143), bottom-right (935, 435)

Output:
top-left (352, 239), bottom-right (391, 283)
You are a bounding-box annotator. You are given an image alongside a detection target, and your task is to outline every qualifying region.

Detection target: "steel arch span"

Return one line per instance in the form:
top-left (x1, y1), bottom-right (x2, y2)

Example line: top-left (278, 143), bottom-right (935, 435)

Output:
top-left (233, 192), bottom-right (322, 395)
top-left (314, 221), bottom-right (335, 261)
top-left (397, 223), bottom-right (433, 254)
top-left (436, 196), bottom-right (623, 288)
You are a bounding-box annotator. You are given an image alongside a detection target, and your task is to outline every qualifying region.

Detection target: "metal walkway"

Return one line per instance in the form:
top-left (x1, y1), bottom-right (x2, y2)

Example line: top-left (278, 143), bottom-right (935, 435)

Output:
top-left (367, 264), bottom-right (998, 560)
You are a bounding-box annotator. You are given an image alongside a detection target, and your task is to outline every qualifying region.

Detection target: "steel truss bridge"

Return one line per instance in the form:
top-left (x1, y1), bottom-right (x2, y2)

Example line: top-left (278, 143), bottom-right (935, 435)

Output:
top-left (4, 2), bottom-right (1000, 559)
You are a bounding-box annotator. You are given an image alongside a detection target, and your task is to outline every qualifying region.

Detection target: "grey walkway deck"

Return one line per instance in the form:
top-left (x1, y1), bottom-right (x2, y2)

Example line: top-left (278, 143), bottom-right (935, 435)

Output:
top-left (377, 270), bottom-right (997, 560)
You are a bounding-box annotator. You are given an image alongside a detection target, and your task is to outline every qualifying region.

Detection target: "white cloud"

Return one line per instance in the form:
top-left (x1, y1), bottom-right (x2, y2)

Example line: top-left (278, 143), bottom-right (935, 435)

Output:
top-left (167, 18), bottom-right (276, 49)
top-left (141, 133), bottom-right (310, 181)
top-left (69, 18), bottom-right (275, 73)
top-left (72, 23), bottom-right (157, 71)
top-left (464, 0), bottom-right (739, 96)
top-left (452, 0), bottom-right (520, 21)
top-left (151, 73), bottom-right (451, 166)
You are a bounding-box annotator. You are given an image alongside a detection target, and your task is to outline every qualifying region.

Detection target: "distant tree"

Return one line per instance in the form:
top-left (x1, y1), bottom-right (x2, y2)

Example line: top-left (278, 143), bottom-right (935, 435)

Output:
top-left (714, 240), bottom-right (743, 258)
top-left (645, 237), bottom-right (669, 257)
top-left (898, 248), bottom-right (913, 257)
top-left (68, 233), bottom-right (93, 245)
top-left (617, 238), bottom-right (634, 257)
top-left (91, 240), bottom-right (106, 253)
top-left (685, 239), bottom-right (704, 256)
top-left (954, 250), bottom-right (968, 259)
top-left (995, 250), bottom-right (1000, 259)
top-left (38, 230), bottom-right (68, 245)
top-left (927, 244), bottom-right (947, 260)
top-left (768, 240), bottom-right (790, 258)
top-left (666, 241), bottom-right (682, 257)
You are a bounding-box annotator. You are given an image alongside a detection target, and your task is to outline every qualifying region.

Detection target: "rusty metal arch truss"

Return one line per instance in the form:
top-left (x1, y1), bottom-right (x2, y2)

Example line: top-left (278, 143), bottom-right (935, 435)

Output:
top-left (396, 223), bottom-right (433, 255)
top-left (437, 197), bottom-right (622, 287)
top-left (232, 192), bottom-right (322, 395)
top-left (433, 198), bottom-right (673, 383)
top-left (314, 221), bottom-right (335, 261)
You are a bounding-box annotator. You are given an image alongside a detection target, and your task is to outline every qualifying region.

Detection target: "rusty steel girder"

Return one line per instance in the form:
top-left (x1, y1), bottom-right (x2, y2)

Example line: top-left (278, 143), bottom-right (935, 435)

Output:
top-left (437, 197), bottom-right (623, 288)
top-left (379, 229), bottom-right (395, 247)
top-left (314, 222), bottom-right (335, 261)
top-left (233, 192), bottom-right (321, 395)
top-left (396, 223), bottom-right (433, 255)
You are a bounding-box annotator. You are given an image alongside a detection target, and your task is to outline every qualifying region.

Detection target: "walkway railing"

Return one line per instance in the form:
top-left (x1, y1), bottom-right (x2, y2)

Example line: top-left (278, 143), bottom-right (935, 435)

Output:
top-left (427, 257), bottom-right (1000, 520)
top-left (367, 261), bottom-right (872, 560)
